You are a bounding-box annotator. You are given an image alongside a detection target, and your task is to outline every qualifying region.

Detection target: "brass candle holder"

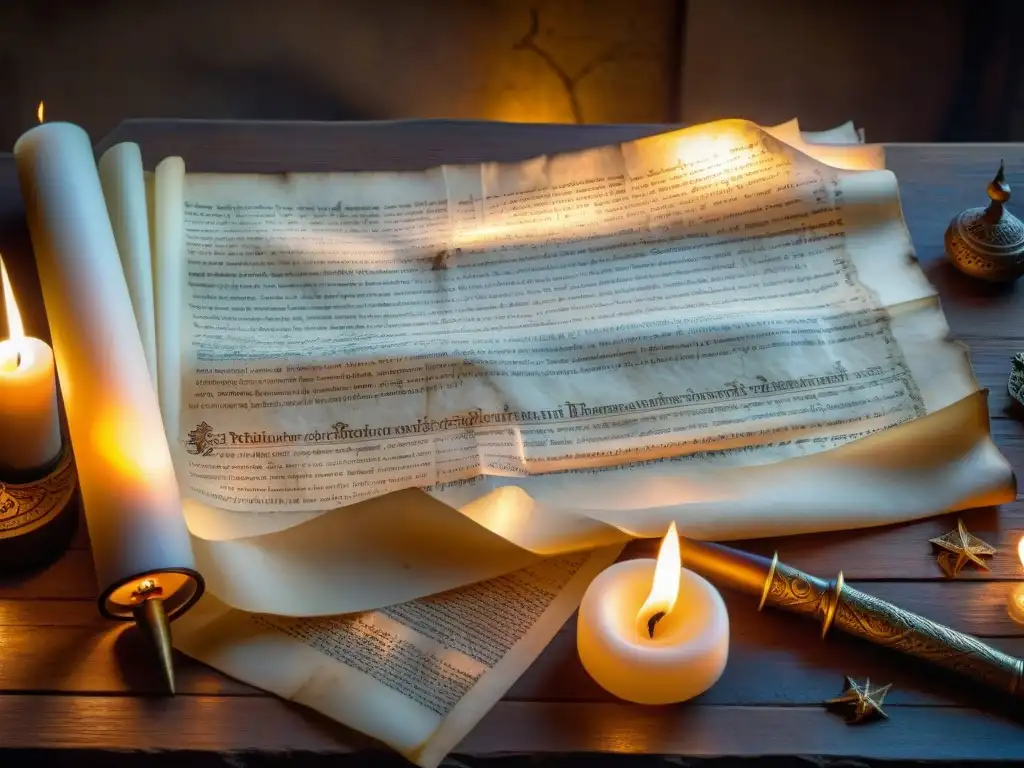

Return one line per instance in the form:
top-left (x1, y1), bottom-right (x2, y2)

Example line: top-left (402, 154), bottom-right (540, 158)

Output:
top-left (679, 538), bottom-right (1024, 699)
top-left (0, 441), bottom-right (79, 573)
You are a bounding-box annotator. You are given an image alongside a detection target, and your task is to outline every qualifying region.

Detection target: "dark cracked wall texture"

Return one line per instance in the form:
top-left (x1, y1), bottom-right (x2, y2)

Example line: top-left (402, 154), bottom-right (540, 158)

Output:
top-left (0, 0), bottom-right (679, 149)
top-left (0, 1), bottom-right (1020, 156)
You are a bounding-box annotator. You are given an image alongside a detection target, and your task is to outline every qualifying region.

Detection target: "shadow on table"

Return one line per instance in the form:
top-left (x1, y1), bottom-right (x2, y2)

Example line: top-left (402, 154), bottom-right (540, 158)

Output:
top-left (925, 259), bottom-right (1019, 301)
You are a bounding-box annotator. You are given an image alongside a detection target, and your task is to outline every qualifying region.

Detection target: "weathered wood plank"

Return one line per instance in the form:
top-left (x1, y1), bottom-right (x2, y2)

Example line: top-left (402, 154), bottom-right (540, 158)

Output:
top-left (0, 583), bottom-right (1019, 702)
top-left (991, 416), bottom-right (1024, 445)
top-left (0, 695), bottom-right (1021, 760)
top-left (462, 701), bottom-right (1024, 760)
top-left (0, 623), bottom-right (253, 696)
top-left (0, 693), bottom-right (365, 752)
top-left (512, 587), bottom-right (1024, 706)
top-left (0, 601), bottom-right (256, 698)
top-left (0, 599), bottom-right (99, 626)
top-left (0, 550), bottom-right (98, 599)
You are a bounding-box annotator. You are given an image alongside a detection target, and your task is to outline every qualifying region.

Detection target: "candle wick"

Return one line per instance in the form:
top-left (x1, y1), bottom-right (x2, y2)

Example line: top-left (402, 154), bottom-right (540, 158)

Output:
top-left (647, 610), bottom-right (666, 639)
top-left (15, 352), bottom-right (20, 368)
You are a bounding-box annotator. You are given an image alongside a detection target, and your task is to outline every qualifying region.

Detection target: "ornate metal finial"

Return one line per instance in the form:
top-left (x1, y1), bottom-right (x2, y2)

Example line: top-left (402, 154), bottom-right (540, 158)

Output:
top-left (989, 161), bottom-right (1010, 201)
top-left (983, 160), bottom-right (1011, 223)
top-left (945, 161), bottom-right (1024, 281)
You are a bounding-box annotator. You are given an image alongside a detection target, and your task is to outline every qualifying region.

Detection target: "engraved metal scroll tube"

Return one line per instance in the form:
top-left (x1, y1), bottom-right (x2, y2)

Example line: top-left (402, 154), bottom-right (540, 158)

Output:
top-left (678, 539), bottom-right (1024, 699)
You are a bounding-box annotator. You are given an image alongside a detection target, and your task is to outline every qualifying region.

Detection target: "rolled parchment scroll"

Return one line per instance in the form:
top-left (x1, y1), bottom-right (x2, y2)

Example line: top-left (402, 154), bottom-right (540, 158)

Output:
top-left (14, 123), bottom-right (202, 633)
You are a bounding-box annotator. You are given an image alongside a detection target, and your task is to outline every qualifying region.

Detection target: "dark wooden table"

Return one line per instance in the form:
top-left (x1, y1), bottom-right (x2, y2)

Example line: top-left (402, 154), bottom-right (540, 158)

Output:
top-left (2, 121), bottom-right (1024, 764)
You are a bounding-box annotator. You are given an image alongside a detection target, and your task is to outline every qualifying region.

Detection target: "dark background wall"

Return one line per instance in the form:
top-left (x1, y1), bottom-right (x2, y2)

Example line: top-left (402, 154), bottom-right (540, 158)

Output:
top-left (0, 0), bottom-right (1021, 149)
top-left (681, 0), bottom-right (962, 141)
top-left (0, 0), bottom-right (680, 148)
top-left (680, 0), bottom-right (1024, 143)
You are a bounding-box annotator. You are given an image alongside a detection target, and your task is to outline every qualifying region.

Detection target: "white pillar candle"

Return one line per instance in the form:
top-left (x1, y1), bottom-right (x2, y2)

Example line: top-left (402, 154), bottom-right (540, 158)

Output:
top-left (14, 122), bottom-right (199, 618)
top-left (0, 258), bottom-right (61, 475)
top-left (577, 523), bottom-right (729, 704)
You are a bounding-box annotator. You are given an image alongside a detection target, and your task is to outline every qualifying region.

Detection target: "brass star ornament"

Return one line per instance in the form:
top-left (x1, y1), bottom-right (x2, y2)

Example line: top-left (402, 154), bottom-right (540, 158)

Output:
top-left (929, 519), bottom-right (997, 577)
top-left (825, 677), bottom-right (891, 724)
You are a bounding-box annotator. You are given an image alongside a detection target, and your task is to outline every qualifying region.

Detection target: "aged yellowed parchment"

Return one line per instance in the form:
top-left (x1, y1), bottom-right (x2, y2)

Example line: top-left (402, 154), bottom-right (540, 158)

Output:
top-left (76, 115), bottom-right (1018, 618)
top-left (82, 117), bottom-right (1014, 766)
top-left (138, 119), bottom-right (1009, 610)
top-left (98, 118), bottom-right (1015, 615)
top-left (175, 544), bottom-right (621, 768)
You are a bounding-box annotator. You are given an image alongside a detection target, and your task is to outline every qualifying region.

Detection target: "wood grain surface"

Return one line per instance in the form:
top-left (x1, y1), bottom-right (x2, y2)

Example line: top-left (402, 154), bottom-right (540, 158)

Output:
top-left (2, 122), bottom-right (1024, 761)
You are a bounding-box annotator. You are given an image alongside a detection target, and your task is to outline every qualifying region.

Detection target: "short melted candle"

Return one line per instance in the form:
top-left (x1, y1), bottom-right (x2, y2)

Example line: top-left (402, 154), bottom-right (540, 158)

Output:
top-left (577, 522), bottom-right (729, 705)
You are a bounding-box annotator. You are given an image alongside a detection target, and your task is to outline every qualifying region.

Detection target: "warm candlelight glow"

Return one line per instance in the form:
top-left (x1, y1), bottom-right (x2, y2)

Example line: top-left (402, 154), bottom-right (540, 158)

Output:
top-left (0, 248), bottom-right (61, 472)
top-left (0, 256), bottom-right (27, 372)
top-left (92, 406), bottom-right (178, 483)
top-left (1, 257), bottom-right (25, 343)
top-left (1010, 537), bottom-right (1024, 624)
top-left (577, 518), bottom-right (728, 703)
top-left (636, 521), bottom-right (681, 638)
top-left (674, 132), bottom-right (738, 166)
top-left (37, 101), bottom-right (45, 124)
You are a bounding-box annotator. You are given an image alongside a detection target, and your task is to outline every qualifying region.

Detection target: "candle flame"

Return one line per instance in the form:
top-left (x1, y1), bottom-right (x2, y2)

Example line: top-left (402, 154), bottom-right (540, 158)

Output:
top-left (1017, 536), bottom-right (1024, 569)
top-left (0, 256), bottom-right (24, 343)
top-left (636, 521), bottom-right (681, 639)
top-left (37, 101), bottom-right (45, 124)
top-left (0, 255), bottom-right (26, 372)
